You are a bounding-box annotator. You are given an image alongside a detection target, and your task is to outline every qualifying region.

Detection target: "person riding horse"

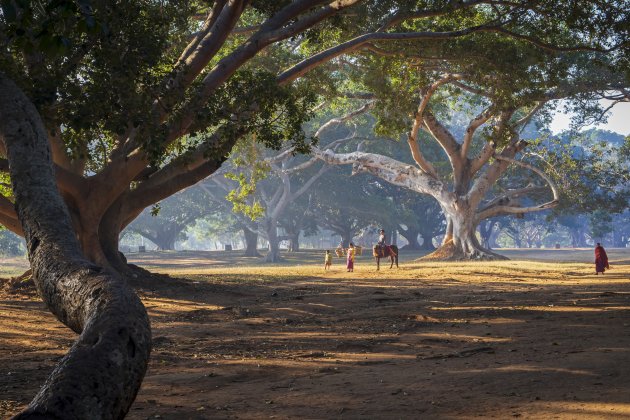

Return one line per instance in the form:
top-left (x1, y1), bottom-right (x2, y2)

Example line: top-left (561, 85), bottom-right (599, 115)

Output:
top-left (374, 229), bottom-right (398, 270)
top-left (377, 229), bottom-right (387, 256)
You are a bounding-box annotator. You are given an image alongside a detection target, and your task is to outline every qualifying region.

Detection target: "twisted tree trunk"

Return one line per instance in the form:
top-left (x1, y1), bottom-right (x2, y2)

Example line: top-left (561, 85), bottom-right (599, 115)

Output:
top-left (1, 73), bottom-right (150, 419)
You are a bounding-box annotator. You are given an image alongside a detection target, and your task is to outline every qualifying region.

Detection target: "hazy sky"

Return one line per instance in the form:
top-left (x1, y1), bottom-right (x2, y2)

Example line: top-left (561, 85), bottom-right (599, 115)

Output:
top-left (550, 100), bottom-right (630, 136)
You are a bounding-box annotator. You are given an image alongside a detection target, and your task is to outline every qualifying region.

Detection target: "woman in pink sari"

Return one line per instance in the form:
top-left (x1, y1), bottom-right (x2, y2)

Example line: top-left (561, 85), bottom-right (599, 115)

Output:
top-left (595, 243), bottom-right (609, 274)
top-left (347, 243), bottom-right (355, 272)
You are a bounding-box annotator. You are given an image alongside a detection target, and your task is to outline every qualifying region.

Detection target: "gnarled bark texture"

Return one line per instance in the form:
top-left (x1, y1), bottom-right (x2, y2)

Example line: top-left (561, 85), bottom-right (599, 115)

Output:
top-left (0, 73), bottom-right (150, 419)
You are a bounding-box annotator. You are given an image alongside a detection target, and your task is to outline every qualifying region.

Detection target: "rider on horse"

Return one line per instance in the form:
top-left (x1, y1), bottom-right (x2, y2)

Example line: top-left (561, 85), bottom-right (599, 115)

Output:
top-left (377, 229), bottom-right (388, 256)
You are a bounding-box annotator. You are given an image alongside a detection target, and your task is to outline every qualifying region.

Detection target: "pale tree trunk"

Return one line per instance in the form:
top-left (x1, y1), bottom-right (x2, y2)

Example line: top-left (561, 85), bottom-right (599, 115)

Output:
top-left (0, 73), bottom-right (150, 419)
top-left (243, 227), bottom-right (261, 257)
top-left (424, 201), bottom-right (507, 260)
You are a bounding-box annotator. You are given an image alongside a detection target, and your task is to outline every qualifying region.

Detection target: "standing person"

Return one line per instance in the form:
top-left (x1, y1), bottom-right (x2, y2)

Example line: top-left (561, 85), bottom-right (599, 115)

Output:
top-left (324, 250), bottom-right (332, 271)
top-left (595, 242), bottom-right (610, 275)
top-left (347, 242), bottom-right (355, 272)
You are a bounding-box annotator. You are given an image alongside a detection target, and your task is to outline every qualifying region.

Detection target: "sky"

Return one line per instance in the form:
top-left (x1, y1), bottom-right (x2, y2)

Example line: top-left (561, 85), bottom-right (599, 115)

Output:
top-left (549, 99), bottom-right (630, 136)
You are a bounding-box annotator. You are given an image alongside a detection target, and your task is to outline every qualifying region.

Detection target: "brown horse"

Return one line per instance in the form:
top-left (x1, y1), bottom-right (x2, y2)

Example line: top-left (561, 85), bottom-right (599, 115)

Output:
top-left (373, 245), bottom-right (399, 270)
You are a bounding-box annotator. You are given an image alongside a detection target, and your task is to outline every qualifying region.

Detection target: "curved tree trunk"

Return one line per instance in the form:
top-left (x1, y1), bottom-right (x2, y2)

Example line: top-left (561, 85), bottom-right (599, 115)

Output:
top-left (243, 227), bottom-right (261, 257)
top-left (1, 73), bottom-right (150, 419)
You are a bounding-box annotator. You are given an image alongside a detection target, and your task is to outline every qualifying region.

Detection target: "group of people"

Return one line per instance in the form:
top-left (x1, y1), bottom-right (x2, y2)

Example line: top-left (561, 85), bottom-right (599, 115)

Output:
top-left (324, 242), bottom-right (356, 272)
top-left (325, 229), bottom-right (389, 272)
top-left (325, 231), bottom-right (611, 275)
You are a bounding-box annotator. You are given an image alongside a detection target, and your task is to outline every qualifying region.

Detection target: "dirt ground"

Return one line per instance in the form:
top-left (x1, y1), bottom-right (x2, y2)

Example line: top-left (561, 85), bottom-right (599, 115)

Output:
top-left (2, 249), bottom-right (630, 419)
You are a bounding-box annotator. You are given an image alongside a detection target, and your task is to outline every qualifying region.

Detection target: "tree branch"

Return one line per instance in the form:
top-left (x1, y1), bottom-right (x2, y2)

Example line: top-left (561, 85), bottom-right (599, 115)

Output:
top-left (313, 147), bottom-right (451, 202)
top-left (422, 110), bottom-right (461, 165)
top-left (475, 155), bottom-right (560, 221)
top-left (469, 109), bottom-right (514, 176)
top-left (467, 137), bottom-right (528, 206)
top-left (461, 107), bottom-right (493, 159)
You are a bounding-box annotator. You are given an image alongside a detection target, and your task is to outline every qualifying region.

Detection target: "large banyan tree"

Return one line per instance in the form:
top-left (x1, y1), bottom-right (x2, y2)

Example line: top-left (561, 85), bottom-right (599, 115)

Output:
top-left (0, 0), bottom-right (628, 417)
top-left (315, 55), bottom-right (629, 259)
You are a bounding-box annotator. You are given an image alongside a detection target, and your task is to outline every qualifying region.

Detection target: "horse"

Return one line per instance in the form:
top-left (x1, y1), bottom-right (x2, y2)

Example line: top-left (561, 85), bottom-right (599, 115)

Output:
top-left (373, 245), bottom-right (399, 270)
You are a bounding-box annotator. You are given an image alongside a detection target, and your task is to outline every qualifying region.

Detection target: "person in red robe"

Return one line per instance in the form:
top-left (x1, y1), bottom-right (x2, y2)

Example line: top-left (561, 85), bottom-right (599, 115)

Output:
top-left (595, 243), bottom-right (609, 274)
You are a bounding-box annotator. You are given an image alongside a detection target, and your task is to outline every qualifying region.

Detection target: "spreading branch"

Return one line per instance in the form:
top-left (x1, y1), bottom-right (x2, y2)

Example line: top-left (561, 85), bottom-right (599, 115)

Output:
top-left (314, 147), bottom-right (451, 202)
top-left (475, 155), bottom-right (560, 221)
top-left (461, 107), bottom-right (493, 159)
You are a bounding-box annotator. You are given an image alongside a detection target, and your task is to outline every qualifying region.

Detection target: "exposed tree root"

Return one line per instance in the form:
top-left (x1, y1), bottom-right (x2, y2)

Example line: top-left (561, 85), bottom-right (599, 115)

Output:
top-left (1, 269), bottom-right (35, 296)
top-left (420, 240), bottom-right (509, 261)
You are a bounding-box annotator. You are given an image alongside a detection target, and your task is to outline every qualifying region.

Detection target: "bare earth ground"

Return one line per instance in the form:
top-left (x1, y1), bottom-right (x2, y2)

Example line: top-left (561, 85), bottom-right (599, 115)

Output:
top-left (2, 248), bottom-right (630, 419)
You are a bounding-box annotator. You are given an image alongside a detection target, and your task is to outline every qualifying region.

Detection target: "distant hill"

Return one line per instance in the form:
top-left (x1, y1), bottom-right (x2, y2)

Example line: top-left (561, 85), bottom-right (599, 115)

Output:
top-left (566, 128), bottom-right (626, 147)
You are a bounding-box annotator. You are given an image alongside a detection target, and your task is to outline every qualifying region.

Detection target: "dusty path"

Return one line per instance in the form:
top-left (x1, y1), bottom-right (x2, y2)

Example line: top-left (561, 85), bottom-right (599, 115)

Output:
top-left (1, 251), bottom-right (630, 419)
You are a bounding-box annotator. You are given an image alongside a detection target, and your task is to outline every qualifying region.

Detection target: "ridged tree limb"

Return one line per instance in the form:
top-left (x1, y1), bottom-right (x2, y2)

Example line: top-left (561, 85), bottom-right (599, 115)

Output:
top-left (0, 73), bottom-right (150, 418)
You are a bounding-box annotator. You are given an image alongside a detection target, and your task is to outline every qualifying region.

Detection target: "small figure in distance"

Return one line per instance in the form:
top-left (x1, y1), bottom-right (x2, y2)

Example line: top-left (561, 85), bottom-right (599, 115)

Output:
top-left (324, 250), bottom-right (332, 271)
top-left (595, 242), bottom-right (610, 275)
top-left (347, 242), bottom-right (355, 272)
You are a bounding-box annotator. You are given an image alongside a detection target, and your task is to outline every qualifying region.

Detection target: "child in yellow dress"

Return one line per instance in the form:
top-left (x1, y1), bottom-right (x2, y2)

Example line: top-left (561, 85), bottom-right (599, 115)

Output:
top-left (324, 250), bottom-right (332, 270)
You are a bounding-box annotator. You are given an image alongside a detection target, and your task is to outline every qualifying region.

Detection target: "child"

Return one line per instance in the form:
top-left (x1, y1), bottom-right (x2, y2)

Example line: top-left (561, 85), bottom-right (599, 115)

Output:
top-left (324, 250), bottom-right (332, 270)
top-left (347, 242), bottom-right (355, 272)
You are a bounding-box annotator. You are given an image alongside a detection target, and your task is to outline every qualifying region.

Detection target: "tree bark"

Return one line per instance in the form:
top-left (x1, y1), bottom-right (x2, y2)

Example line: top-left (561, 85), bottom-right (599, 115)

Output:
top-left (422, 201), bottom-right (508, 261)
top-left (0, 73), bottom-right (150, 419)
top-left (478, 219), bottom-right (496, 249)
top-left (399, 227), bottom-right (422, 250)
top-left (264, 220), bottom-right (282, 262)
top-left (243, 227), bottom-right (261, 257)
top-left (419, 234), bottom-right (436, 250)
top-left (288, 232), bottom-right (300, 252)
top-left (340, 230), bottom-right (354, 248)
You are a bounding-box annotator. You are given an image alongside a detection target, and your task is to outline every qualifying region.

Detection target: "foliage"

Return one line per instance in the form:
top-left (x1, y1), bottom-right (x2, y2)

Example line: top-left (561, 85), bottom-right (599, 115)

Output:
top-left (589, 209), bottom-right (613, 241)
top-left (540, 129), bottom-right (630, 216)
top-left (223, 137), bottom-right (271, 221)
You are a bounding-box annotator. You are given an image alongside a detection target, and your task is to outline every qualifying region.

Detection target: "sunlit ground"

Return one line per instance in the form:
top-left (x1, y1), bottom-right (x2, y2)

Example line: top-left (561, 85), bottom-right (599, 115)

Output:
top-left (1, 248), bottom-right (630, 418)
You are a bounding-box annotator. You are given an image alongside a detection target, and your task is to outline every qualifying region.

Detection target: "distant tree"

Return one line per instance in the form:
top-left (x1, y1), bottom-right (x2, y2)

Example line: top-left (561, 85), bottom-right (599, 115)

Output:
top-left (555, 215), bottom-right (590, 247)
top-left (310, 167), bottom-right (391, 247)
top-left (0, 228), bottom-right (25, 257)
top-left (590, 209), bottom-right (613, 243)
top-left (611, 211), bottom-right (630, 248)
top-left (126, 185), bottom-right (221, 250)
top-left (278, 192), bottom-right (319, 252)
